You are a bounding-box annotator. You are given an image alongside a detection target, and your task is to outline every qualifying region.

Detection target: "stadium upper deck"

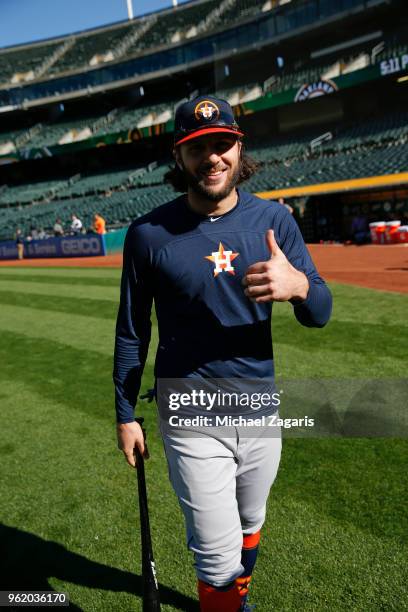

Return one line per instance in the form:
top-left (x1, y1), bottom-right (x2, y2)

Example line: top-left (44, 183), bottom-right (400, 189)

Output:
top-left (0, 0), bottom-right (396, 109)
top-left (0, 0), bottom-right (289, 86)
top-left (1, 20), bottom-right (407, 157)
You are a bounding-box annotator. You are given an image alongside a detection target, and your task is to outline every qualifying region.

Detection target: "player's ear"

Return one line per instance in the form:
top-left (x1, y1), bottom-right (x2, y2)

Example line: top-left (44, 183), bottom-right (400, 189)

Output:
top-left (173, 147), bottom-right (183, 170)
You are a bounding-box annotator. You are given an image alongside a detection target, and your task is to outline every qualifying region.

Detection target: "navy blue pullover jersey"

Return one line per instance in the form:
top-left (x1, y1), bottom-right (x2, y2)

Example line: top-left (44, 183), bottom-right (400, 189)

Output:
top-left (113, 190), bottom-right (332, 423)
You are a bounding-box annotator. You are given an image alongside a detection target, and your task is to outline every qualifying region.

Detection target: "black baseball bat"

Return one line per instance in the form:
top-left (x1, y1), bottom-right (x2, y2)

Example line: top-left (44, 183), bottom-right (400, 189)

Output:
top-left (134, 444), bottom-right (161, 611)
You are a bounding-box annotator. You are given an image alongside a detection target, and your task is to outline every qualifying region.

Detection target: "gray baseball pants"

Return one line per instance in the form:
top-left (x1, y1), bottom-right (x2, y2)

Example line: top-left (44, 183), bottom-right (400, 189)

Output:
top-left (159, 420), bottom-right (282, 587)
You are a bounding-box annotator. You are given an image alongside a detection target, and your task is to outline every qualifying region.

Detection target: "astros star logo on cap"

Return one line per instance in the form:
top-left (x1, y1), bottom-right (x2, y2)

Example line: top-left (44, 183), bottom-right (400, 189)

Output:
top-left (195, 100), bottom-right (220, 122)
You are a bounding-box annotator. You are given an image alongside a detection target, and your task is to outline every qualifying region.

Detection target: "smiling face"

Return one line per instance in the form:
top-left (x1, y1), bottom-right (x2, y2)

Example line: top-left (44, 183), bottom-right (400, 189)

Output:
top-left (176, 133), bottom-right (242, 202)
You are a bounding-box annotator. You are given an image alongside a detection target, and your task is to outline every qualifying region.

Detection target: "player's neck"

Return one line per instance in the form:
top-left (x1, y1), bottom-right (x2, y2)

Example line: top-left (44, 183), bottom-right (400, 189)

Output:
top-left (187, 188), bottom-right (238, 217)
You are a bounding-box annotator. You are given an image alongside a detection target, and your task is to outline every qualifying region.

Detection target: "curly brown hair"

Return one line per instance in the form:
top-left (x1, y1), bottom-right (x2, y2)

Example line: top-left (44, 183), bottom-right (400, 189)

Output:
top-left (164, 148), bottom-right (260, 193)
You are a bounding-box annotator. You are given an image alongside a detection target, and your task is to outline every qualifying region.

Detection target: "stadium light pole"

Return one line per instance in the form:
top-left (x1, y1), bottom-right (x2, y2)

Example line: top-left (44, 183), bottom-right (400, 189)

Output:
top-left (127, 0), bottom-right (134, 20)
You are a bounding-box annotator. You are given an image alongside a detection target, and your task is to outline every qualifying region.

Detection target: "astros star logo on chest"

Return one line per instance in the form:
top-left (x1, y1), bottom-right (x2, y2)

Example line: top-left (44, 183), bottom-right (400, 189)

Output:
top-left (205, 242), bottom-right (239, 277)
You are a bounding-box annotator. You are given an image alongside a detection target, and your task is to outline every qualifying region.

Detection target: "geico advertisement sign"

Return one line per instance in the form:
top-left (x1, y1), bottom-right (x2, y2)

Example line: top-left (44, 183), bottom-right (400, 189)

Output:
top-left (61, 237), bottom-right (102, 255)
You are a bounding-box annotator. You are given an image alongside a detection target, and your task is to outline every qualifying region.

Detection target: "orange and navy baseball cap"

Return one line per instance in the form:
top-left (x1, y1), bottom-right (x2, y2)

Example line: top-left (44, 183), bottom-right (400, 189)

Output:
top-left (174, 95), bottom-right (244, 146)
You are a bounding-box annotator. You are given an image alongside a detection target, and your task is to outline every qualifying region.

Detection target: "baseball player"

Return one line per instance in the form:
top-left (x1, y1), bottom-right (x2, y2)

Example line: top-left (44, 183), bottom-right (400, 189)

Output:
top-left (114, 95), bottom-right (332, 611)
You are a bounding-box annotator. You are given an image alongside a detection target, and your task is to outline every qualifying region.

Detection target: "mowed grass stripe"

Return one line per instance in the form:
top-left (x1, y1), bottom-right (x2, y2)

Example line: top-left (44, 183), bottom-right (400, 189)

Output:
top-left (0, 267), bottom-right (121, 279)
top-left (0, 331), bottom-right (155, 423)
top-left (273, 282), bottom-right (408, 326)
top-left (272, 316), bottom-right (406, 360)
top-left (0, 304), bottom-right (403, 379)
top-left (1, 299), bottom-right (403, 377)
top-left (0, 304), bottom-right (116, 355)
top-left (0, 290), bottom-right (118, 320)
top-left (275, 438), bottom-right (408, 541)
top-left (0, 273), bottom-right (121, 287)
top-left (0, 305), bottom-right (157, 364)
top-left (0, 279), bottom-right (120, 302)
top-left (273, 341), bottom-right (406, 377)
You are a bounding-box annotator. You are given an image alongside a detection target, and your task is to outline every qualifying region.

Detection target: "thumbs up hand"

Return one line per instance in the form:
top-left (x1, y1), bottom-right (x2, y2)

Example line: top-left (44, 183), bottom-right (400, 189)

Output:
top-left (242, 230), bottom-right (310, 303)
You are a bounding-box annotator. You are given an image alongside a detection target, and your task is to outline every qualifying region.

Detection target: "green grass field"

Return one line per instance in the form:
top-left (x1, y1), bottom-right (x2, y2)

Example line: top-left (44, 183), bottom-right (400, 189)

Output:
top-left (0, 266), bottom-right (407, 611)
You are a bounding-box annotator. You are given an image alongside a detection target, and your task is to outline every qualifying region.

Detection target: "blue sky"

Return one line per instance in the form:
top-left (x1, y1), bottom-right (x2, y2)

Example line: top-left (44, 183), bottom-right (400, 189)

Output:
top-left (0, 0), bottom-right (191, 49)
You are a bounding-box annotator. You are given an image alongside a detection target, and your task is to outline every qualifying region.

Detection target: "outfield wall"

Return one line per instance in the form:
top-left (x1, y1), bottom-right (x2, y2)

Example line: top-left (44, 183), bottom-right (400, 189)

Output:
top-left (0, 228), bottom-right (127, 260)
top-left (0, 234), bottom-right (106, 260)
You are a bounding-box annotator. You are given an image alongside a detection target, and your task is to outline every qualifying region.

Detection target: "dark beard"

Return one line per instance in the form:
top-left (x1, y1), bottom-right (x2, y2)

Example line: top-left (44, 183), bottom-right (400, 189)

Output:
top-left (182, 164), bottom-right (241, 202)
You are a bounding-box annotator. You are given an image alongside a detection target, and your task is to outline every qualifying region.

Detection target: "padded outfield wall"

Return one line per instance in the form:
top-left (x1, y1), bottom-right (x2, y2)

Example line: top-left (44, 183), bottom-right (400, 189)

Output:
top-left (0, 233), bottom-right (106, 260)
top-left (0, 229), bottom-right (128, 260)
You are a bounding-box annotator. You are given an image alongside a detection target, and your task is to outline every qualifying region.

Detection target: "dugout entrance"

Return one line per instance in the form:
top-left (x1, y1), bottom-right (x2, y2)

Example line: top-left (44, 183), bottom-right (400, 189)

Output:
top-left (258, 176), bottom-right (408, 243)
